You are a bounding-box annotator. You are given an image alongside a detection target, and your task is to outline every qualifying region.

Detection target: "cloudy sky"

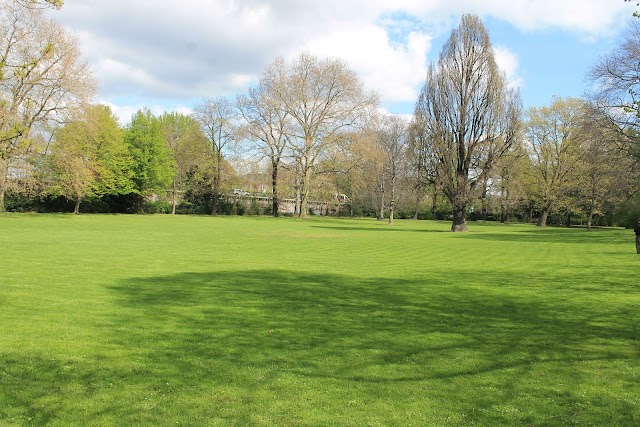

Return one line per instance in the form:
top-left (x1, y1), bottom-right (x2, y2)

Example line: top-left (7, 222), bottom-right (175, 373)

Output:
top-left (48, 0), bottom-right (634, 124)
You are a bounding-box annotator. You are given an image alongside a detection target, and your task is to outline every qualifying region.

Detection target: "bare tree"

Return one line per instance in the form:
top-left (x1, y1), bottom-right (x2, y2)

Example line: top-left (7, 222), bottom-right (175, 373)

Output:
top-left (0, 0), bottom-right (94, 211)
top-left (193, 97), bottom-right (239, 216)
top-left (159, 112), bottom-right (208, 215)
top-left (375, 115), bottom-right (408, 225)
top-left (262, 53), bottom-right (378, 219)
top-left (413, 14), bottom-right (521, 231)
top-left (16, 0), bottom-right (63, 9)
top-left (589, 19), bottom-right (640, 157)
top-left (408, 115), bottom-right (447, 221)
top-left (493, 143), bottom-right (529, 224)
top-left (237, 83), bottom-right (290, 217)
top-left (574, 103), bottom-right (637, 229)
top-left (407, 120), bottom-right (428, 220)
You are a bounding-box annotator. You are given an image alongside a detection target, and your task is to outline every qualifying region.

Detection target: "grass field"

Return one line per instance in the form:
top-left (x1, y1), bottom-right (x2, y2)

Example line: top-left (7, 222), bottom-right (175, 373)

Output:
top-left (1, 213), bottom-right (639, 426)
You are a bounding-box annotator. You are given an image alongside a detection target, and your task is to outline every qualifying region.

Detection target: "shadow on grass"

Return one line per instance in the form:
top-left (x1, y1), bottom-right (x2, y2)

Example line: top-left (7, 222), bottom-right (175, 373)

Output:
top-left (462, 226), bottom-right (630, 245)
top-left (310, 225), bottom-right (449, 233)
top-left (104, 269), bottom-right (639, 424)
top-left (2, 269), bottom-right (638, 425)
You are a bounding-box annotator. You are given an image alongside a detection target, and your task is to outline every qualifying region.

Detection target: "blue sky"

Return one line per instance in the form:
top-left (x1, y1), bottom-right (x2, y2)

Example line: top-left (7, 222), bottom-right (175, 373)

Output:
top-left (478, 18), bottom-right (620, 110)
top-left (50, 1), bottom-right (634, 123)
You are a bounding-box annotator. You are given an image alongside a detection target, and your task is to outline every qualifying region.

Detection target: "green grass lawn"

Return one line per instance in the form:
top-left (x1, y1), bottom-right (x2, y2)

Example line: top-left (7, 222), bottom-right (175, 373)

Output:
top-left (1, 214), bottom-right (638, 426)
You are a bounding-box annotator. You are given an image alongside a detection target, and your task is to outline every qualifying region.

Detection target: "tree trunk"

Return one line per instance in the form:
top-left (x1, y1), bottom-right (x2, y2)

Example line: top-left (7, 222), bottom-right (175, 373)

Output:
top-left (378, 174), bottom-right (385, 221)
top-left (294, 162), bottom-right (301, 216)
top-left (500, 186), bottom-right (506, 223)
top-left (211, 168), bottom-right (219, 215)
top-left (431, 187), bottom-right (438, 220)
top-left (299, 166), bottom-right (312, 219)
top-left (171, 179), bottom-right (177, 215)
top-left (481, 196), bottom-right (487, 223)
top-left (0, 159), bottom-right (7, 213)
top-left (586, 195), bottom-right (596, 231)
top-left (528, 201), bottom-right (535, 224)
top-left (505, 188), bottom-right (512, 224)
top-left (211, 192), bottom-right (219, 216)
top-left (451, 173), bottom-right (468, 231)
top-left (211, 151), bottom-right (222, 216)
top-left (73, 197), bottom-right (81, 215)
top-left (500, 186), bottom-right (510, 223)
top-left (388, 176), bottom-right (396, 225)
top-left (537, 201), bottom-right (552, 227)
top-left (480, 179), bottom-right (488, 223)
top-left (451, 201), bottom-right (468, 232)
top-left (413, 185), bottom-right (420, 220)
top-left (271, 160), bottom-right (279, 217)
top-left (135, 195), bottom-right (144, 214)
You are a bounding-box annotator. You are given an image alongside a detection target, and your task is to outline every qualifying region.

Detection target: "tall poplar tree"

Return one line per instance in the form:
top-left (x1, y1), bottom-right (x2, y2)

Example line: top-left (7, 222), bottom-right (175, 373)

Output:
top-left (414, 14), bottom-right (521, 232)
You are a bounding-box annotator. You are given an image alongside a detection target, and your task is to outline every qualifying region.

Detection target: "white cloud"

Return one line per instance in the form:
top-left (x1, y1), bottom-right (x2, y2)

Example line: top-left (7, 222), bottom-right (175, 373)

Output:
top-left (301, 24), bottom-right (431, 104)
top-left (49, 0), bottom-right (633, 123)
top-left (493, 45), bottom-right (524, 90)
top-left (384, 0), bottom-right (630, 36)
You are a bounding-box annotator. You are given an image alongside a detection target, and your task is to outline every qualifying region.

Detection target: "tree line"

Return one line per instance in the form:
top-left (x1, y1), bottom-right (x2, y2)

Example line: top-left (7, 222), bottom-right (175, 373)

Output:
top-left (2, 1), bottom-right (639, 230)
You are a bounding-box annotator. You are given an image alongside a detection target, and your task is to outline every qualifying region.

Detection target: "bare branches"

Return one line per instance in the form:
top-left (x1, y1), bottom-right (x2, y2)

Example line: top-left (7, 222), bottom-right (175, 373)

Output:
top-left (588, 19), bottom-right (640, 153)
top-left (0, 0), bottom-right (94, 210)
top-left (260, 52), bottom-right (379, 218)
top-left (15, 0), bottom-right (63, 10)
top-left (192, 97), bottom-right (239, 215)
top-left (413, 14), bottom-right (522, 231)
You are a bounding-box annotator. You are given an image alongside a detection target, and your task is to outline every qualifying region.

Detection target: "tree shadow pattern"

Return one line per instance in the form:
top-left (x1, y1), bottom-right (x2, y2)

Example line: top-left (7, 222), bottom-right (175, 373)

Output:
top-left (2, 268), bottom-right (639, 426)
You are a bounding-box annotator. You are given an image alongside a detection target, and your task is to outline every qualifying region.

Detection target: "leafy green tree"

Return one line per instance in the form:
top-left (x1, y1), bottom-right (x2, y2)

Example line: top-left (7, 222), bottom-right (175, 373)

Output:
top-left (49, 104), bottom-right (132, 213)
top-left (0, 0), bottom-right (94, 211)
top-left (158, 112), bottom-right (209, 214)
top-left (525, 97), bottom-right (585, 226)
top-left (124, 109), bottom-right (173, 211)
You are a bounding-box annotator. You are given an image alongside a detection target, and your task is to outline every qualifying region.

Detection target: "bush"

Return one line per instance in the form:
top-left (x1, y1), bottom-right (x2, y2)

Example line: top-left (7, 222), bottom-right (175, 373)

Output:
top-left (5, 192), bottom-right (73, 213)
top-left (143, 200), bottom-right (172, 214)
top-left (248, 201), bottom-right (264, 216)
top-left (613, 197), bottom-right (640, 228)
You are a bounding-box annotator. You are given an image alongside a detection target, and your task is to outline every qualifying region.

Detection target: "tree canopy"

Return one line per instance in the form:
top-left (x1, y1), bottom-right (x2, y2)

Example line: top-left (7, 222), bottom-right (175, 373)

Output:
top-left (413, 14), bottom-right (521, 231)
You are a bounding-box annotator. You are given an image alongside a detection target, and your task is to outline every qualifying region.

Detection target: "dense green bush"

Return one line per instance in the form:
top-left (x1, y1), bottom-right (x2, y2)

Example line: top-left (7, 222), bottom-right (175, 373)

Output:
top-left (143, 200), bottom-right (172, 214)
top-left (5, 191), bottom-right (73, 213)
top-left (613, 195), bottom-right (640, 228)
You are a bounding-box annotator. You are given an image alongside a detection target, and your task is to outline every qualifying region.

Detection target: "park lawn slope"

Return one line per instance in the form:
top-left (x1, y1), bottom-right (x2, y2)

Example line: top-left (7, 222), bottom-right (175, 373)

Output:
top-left (0, 214), bottom-right (638, 426)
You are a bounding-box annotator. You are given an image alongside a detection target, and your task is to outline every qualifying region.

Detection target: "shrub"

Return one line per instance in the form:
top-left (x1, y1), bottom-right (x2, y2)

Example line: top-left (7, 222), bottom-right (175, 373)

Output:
top-left (143, 200), bottom-right (172, 214)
